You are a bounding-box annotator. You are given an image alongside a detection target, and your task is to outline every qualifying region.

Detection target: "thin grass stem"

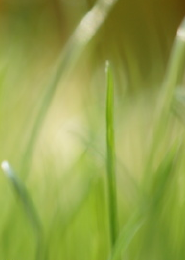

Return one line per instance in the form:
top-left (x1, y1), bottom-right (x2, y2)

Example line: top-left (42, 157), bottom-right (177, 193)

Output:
top-left (105, 61), bottom-right (118, 249)
top-left (1, 161), bottom-right (43, 260)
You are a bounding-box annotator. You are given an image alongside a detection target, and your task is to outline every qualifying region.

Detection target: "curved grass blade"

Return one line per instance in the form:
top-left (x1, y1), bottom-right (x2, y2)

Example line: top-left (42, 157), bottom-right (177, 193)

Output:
top-left (143, 17), bottom-right (185, 184)
top-left (21, 0), bottom-right (119, 177)
top-left (172, 87), bottom-right (185, 124)
top-left (108, 211), bottom-right (145, 260)
top-left (105, 61), bottom-right (118, 249)
top-left (149, 140), bottom-right (182, 211)
top-left (1, 161), bottom-right (43, 260)
top-left (109, 141), bottom-right (182, 260)
top-left (159, 18), bottom-right (185, 118)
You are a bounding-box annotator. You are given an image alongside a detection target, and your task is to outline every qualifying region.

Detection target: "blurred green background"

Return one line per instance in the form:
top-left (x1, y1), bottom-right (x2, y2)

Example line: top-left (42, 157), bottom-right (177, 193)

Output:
top-left (0, 0), bottom-right (184, 163)
top-left (0, 0), bottom-right (185, 259)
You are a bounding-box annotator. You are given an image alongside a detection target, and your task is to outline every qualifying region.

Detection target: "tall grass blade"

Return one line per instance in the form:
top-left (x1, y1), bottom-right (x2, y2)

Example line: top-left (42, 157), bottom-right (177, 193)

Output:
top-left (109, 141), bottom-right (181, 260)
top-left (160, 18), bottom-right (185, 118)
top-left (21, 0), bottom-right (119, 177)
top-left (105, 61), bottom-right (118, 249)
top-left (143, 17), bottom-right (185, 184)
top-left (108, 212), bottom-right (145, 260)
top-left (1, 161), bottom-right (43, 260)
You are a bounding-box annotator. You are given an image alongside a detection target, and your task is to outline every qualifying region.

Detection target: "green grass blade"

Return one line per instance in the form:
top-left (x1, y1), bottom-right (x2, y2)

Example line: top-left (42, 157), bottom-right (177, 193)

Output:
top-left (149, 141), bottom-right (181, 209)
top-left (143, 17), bottom-right (185, 184)
top-left (108, 212), bottom-right (145, 260)
top-left (156, 17), bottom-right (185, 126)
top-left (105, 61), bottom-right (118, 249)
top-left (173, 87), bottom-right (185, 124)
top-left (109, 140), bottom-right (181, 260)
top-left (1, 161), bottom-right (43, 260)
top-left (21, 0), bottom-right (119, 177)
top-left (140, 141), bottom-right (182, 259)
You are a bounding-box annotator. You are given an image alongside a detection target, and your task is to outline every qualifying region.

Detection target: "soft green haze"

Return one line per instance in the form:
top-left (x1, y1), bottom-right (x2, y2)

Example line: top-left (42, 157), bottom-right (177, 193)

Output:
top-left (0, 1), bottom-right (185, 260)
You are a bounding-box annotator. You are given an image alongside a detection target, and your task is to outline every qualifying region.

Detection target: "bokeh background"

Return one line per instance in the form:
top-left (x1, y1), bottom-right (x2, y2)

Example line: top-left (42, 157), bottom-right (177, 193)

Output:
top-left (0, 0), bottom-right (185, 259)
top-left (0, 0), bottom-right (184, 167)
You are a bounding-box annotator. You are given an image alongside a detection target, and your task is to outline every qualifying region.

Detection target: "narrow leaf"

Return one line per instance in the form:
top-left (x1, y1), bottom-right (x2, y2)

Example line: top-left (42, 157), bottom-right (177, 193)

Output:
top-left (105, 61), bottom-right (118, 249)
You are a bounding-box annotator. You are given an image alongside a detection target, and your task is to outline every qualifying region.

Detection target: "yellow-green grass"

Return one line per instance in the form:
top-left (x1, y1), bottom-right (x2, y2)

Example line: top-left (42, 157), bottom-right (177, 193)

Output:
top-left (0, 1), bottom-right (185, 260)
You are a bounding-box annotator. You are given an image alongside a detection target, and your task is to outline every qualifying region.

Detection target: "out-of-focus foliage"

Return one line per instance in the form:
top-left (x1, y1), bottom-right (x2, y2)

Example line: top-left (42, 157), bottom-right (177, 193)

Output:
top-left (0, 1), bottom-right (185, 260)
top-left (0, 0), bottom-right (185, 89)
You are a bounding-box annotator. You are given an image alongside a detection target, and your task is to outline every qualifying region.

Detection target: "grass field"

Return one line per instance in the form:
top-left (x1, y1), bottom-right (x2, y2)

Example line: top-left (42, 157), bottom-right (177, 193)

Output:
top-left (0, 0), bottom-right (185, 259)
